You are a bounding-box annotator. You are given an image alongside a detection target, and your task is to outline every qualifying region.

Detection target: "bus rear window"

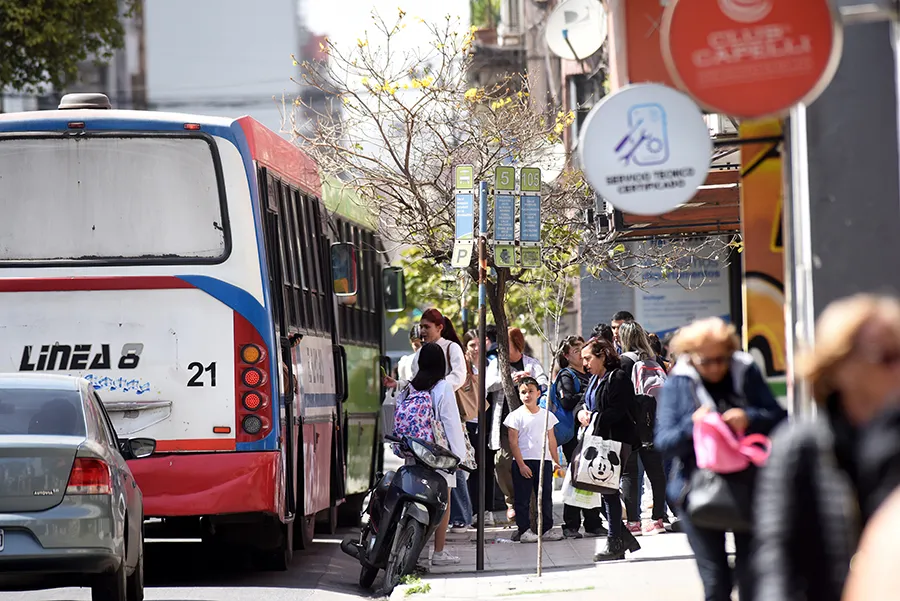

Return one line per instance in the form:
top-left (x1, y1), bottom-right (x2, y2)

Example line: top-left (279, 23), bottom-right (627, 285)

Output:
top-left (0, 135), bottom-right (227, 264)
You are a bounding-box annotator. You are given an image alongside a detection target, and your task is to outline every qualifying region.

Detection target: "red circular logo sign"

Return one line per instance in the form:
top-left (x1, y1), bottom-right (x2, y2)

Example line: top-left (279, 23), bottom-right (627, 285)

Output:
top-left (661, 0), bottom-right (842, 118)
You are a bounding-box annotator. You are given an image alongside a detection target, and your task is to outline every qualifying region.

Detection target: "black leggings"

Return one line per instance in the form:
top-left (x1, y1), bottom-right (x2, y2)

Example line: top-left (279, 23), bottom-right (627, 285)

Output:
top-left (621, 446), bottom-right (668, 521)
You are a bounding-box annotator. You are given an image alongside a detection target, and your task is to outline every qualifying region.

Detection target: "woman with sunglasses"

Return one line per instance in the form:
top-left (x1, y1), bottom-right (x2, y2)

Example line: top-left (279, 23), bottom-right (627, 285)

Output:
top-left (655, 317), bottom-right (786, 601)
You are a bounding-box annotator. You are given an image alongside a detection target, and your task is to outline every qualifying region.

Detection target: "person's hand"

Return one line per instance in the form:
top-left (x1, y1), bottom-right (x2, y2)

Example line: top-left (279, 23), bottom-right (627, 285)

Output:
top-left (512, 371), bottom-right (528, 383)
top-left (518, 462), bottom-right (533, 479)
top-left (383, 375), bottom-right (397, 389)
top-left (722, 408), bottom-right (749, 435)
top-left (692, 405), bottom-right (712, 423)
top-left (578, 409), bottom-right (591, 426)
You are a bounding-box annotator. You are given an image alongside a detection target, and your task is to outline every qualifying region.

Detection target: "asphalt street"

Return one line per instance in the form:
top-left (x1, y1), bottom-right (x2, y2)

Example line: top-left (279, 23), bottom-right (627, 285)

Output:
top-left (0, 530), bottom-right (384, 601)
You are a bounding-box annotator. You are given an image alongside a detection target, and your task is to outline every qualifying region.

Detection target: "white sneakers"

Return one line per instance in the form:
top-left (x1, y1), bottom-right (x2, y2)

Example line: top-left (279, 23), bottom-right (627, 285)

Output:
top-left (431, 549), bottom-right (460, 565)
top-left (519, 529), bottom-right (564, 543)
top-left (519, 530), bottom-right (540, 543)
top-left (483, 511), bottom-right (495, 526)
top-left (542, 529), bottom-right (564, 541)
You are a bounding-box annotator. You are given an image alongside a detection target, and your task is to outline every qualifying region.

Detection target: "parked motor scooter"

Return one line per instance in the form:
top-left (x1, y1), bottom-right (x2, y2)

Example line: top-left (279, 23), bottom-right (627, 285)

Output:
top-left (341, 434), bottom-right (465, 595)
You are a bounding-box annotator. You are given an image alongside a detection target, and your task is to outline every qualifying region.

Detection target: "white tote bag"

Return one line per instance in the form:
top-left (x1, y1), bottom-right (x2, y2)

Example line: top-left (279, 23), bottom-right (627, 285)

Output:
top-left (573, 415), bottom-right (628, 494)
top-left (561, 467), bottom-right (604, 509)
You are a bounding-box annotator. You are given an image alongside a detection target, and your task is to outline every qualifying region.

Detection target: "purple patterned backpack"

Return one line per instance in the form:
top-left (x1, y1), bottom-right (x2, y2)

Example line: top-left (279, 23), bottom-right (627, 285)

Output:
top-left (392, 385), bottom-right (443, 458)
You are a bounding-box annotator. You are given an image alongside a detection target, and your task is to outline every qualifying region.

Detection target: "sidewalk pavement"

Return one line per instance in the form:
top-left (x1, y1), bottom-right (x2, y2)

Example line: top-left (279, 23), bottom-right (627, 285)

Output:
top-left (390, 490), bottom-right (704, 600)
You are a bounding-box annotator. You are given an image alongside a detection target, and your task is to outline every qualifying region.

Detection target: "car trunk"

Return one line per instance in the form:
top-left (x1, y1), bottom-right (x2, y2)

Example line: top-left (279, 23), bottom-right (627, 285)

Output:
top-left (0, 436), bottom-right (80, 512)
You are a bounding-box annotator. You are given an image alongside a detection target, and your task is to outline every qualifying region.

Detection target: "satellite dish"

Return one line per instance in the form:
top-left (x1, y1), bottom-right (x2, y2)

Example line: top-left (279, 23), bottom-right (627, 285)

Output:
top-left (545, 0), bottom-right (607, 61)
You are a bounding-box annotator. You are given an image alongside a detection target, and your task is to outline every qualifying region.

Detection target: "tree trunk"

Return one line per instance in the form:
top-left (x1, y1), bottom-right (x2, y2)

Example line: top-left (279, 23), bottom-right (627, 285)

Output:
top-left (486, 267), bottom-right (521, 412)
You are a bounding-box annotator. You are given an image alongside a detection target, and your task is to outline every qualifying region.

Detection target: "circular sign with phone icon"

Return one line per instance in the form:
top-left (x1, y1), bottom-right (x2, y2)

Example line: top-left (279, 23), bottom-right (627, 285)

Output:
top-left (578, 83), bottom-right (711, 216)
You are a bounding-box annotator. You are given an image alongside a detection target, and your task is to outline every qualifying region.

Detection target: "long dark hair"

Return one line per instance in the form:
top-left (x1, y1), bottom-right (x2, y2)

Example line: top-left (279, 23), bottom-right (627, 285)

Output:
top-left (421, 308), bottom-right (464, 350)
top-left (410, 342), bottom-right (446, 392)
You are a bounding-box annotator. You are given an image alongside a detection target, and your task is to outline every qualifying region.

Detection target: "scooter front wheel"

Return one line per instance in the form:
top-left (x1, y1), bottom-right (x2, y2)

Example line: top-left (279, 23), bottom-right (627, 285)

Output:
top-left (383, 518), bottom-right (426, 595)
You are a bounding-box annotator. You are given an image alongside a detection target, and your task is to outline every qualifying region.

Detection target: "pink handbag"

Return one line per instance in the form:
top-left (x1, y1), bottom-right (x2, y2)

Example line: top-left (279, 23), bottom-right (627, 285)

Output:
top-left (693, 412), bottom-right (772, 474)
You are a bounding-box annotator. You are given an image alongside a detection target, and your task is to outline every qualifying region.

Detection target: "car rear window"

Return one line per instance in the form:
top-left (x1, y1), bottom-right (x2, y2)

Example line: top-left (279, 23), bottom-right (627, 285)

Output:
top-left (0, 389), bottom-right (86, 436)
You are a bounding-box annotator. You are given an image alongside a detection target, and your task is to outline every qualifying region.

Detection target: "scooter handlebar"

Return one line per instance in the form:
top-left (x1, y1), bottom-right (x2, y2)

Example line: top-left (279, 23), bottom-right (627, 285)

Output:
top-left (384, 434), bottom-right (402, 443)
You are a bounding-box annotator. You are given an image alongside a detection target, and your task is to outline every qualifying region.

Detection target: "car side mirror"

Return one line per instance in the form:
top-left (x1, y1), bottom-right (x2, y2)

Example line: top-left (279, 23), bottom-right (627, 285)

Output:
top-left (127, 438), bottom-right (156, 459)
top-left (331, 242), bottom-right (358, 297)
top-left (382, 266), bottom-right (405, 313)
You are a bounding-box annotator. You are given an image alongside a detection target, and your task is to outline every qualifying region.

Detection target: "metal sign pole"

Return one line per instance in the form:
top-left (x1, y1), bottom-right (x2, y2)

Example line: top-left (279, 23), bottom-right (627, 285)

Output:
top-left (476, 181), bottom-right (489, 572)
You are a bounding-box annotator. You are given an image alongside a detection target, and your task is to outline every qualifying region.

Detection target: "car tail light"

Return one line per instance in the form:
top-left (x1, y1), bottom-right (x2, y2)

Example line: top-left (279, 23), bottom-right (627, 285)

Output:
top-left (66, 458), bottom-right (111, 495)
top-left (234, 312), bottom-right (273, 443)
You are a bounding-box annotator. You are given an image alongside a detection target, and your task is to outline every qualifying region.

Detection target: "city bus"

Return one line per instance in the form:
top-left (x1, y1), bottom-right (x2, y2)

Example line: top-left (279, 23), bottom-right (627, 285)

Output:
top-left (0, 93), bottom-right (400, 569)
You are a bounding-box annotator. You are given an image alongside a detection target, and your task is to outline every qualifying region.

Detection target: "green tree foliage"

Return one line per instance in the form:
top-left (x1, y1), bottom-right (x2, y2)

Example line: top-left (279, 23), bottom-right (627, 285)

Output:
top-left (0, 0), bottom-right (130, 91)
top-left (391, 246), bottom-right (576, 337)
top-left (470, 0), bottom-right (500, 29)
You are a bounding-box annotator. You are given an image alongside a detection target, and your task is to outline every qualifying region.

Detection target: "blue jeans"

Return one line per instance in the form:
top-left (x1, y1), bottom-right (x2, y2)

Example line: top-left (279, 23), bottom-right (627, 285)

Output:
top-left (450, 470), bottom-right (472, 526)
top-left (602, 491), bottom-right (623, 539)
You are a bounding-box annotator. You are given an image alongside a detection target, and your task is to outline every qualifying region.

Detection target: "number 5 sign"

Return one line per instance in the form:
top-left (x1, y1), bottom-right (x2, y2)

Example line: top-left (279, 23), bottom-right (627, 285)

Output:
top-left (495, 167), bottom-right (515, 191)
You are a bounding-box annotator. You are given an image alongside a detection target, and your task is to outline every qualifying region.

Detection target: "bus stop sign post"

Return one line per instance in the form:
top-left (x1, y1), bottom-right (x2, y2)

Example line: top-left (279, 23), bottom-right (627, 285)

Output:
top-left (476, 180), bottom-right (488, 572)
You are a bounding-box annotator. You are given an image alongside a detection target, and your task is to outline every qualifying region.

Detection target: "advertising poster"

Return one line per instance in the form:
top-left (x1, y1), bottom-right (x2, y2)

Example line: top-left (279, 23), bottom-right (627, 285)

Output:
top-left (740, 119), bottom-right (787, 398)
top-left (580, 236), bottom-right (732, 338)
top-left (633, 238), bottom-right (731, 337)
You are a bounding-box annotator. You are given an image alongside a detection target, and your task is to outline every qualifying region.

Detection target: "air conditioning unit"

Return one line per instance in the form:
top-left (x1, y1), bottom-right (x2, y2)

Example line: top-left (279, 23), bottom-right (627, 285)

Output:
top-left (593, 194), bottom-right (621, 235)
top-left (706, 113), bottom-right (738, 137)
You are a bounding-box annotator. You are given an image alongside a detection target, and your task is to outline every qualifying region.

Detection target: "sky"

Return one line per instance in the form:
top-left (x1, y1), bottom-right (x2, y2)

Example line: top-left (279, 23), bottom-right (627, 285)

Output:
top-left (303, 0), bottom-right (469, 48)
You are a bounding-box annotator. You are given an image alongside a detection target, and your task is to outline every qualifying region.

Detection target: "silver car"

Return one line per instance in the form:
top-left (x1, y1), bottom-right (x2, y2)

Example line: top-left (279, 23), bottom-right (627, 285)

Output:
top-left (0, 374), bottom-right (155, 601)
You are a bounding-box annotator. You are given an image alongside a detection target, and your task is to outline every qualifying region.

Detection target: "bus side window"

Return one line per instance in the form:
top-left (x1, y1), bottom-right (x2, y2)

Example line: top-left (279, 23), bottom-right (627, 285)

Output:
top-left (288, 189), bottom-right (309, 329)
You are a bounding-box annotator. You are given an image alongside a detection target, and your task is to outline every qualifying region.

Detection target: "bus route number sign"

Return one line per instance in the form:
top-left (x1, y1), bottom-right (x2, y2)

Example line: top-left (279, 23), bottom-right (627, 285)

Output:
top-left (520, 168), bottom-right (541, 193)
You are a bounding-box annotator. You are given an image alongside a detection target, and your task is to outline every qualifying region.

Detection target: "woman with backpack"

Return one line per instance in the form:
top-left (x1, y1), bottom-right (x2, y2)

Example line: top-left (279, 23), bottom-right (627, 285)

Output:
top-left (619, 321), bottom-right (671, 536)
top-left (391, 342), bottom-right (468, 566)
top-left (555, 336), bottom-right (607, 539)
top-left (383, 310), bottom-right (473, 544)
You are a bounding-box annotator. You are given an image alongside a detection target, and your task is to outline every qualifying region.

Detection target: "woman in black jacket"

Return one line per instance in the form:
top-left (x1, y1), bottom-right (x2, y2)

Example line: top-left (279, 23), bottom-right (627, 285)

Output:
top-left (575, 337), bottom-right (642, 561)
top-left (556, 336), bottom-right (605, 538)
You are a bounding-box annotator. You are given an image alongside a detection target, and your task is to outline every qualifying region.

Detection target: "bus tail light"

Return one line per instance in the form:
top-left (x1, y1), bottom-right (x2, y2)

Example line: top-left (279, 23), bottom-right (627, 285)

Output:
top-left (233, 312), bottom-right (272, 444)
top-left (242, 415), bottom-right (268, 435)
top-left (241, 344), bottom-right (263, 364)
top-left (241, 367), bottom-right (265, 388)
top-left (66, 458), bottom-right (111, 495)
top-left (242, 391), bottom-right (266, 411)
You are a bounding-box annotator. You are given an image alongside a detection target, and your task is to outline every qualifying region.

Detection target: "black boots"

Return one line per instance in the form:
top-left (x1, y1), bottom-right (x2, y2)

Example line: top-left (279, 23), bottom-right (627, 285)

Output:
top-left (593, 536), bottom-right (626, 561)
top-left (623, 527), bottom-right (642, 553)
top-left (593, 528), bottom-right (641, 562)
